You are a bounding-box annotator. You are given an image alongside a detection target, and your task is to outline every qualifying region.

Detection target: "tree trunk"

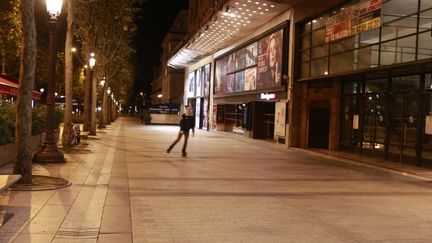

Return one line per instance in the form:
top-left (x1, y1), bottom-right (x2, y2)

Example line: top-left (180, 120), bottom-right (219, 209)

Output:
top-left (62, 0), bottom-right (74, 149)
top-left (1, 50), bottom-right (6, 74)
top-left (99, 82), bottom-right (107, 128)
top-left (13, 0), bottom-right (36, 184)
top-left (83, 45), bottom-right (91, 132)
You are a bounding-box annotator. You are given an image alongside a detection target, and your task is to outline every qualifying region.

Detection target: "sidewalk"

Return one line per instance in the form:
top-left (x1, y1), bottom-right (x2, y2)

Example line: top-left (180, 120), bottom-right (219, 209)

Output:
top-left (211, 130), bottom-right (432, 181)
top-left (0, 117), bottom-right (431, 242)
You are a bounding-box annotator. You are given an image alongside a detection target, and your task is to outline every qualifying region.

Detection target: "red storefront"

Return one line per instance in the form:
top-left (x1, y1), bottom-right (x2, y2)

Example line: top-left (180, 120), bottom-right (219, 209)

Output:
top-left (0, 75), bottom-right (41, 101)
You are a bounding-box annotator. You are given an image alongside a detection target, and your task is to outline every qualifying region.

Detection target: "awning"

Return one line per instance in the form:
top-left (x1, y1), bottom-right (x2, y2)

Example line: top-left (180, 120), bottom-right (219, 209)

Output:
top-left (0, 75), bottom-right (42, 101)
top-left (168, 0), bottom-right (295, 69)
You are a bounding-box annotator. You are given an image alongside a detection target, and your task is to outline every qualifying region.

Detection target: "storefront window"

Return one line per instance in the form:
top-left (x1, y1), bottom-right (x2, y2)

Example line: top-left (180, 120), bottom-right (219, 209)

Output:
top-left (298, 0), bottom-right (432, 79)
top-left (383, 0), bottom-right (419, 17)
top-left (357, 45), bottom-right (379, 69)
top-left (310, 57), bottom-right (328, 76)
top-left (343, 81), bottom-right (361, 94)
top-left (421, 0), bottom-right (432, 10)
top-left (381, 14), bottom-right (418, 42)
top-left (359, 28), bottom-right (380, 47)
top-left (330, 36), bottom-right (357, 54)
top-left (366, 78), bottom-right (387, 92)
top-left (392, 75), bottom-right (420, 91)
top-left (418, 32), bottom-right (432, 60)
top-left (419, 9), bottom-right (432, 31)
top-left (395, 35), bottom-right (417, 63)
top-left (311, 44), bottom-right (328, 59)
top-left (330, 51), bottom-right (355, 73)
top-left (425, 73), bottom-right (432, 89)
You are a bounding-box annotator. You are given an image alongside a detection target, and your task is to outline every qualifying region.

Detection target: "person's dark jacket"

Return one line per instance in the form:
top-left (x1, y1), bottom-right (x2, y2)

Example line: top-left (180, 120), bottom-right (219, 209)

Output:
top-left (179, 114), bottom-right (195, 132)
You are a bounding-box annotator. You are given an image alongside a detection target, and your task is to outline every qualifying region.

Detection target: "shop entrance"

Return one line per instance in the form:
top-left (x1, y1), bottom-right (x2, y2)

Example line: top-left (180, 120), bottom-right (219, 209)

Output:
top-left (308, 103), bottom-right (330, 149)
top-left (252, 102), bottom-right (275, 139)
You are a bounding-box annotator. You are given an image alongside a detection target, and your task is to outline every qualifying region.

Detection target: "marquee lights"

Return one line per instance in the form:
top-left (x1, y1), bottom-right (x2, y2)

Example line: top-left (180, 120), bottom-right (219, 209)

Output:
top-left (168, 0), bottom-right (290, 68)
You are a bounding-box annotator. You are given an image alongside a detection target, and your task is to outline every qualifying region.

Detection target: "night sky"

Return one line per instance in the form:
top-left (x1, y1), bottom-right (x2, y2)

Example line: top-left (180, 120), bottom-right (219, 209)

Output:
top-left (133, 0), bottom-right (188, 96)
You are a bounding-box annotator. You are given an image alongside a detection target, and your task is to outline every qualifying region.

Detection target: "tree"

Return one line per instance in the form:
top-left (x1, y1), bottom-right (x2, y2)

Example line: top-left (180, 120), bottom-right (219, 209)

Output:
top-left (0, 0), bottom-right (21, 75)
top-left (62, 0), bottom-right (74, 149)
top-left (13, 0), bottom-right (37, 184)
top-left (74, 0), bottom-right (137, 128)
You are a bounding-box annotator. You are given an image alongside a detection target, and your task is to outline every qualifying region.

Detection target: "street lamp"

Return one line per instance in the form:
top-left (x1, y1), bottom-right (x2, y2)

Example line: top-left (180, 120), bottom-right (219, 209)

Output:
top-left (89, 53), bottom-right (96, 135)
top-left (100, 77), bottom-right (105, 87)
top-left (34, 0), bottom-right (65, 163)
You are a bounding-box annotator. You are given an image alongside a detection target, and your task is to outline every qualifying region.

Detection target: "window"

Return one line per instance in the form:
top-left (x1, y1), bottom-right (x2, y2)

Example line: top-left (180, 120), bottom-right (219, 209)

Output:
top-left (298, 0), bottom-right (432, 79)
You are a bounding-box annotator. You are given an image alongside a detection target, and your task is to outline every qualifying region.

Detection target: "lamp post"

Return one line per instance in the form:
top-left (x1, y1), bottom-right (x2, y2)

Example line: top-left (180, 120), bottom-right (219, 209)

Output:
top-left (34, 0), bottom-right (65, 163)
top-left (89, 54), bottom-right (96, 135)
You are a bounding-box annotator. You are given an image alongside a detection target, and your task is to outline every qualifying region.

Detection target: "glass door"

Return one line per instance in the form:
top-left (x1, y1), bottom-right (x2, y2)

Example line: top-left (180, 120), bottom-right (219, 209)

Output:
top-left (363, 92), bottom-right (385, 152)
top-left (388, 76), bottom-right (420, 162)
top-left (362, 79), bottom-right (387, 154)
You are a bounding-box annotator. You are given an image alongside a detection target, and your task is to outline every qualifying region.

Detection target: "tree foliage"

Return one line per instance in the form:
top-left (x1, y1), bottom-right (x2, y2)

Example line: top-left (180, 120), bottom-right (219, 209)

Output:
top-left (74, 0), bottom-right (138, 103)
top-left (0, 0), bottom-right (22, 75)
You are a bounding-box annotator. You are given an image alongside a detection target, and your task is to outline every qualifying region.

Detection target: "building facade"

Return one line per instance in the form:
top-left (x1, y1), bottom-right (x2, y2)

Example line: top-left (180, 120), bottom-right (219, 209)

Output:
top-left (167, 0), bottom-right (432, 167)
top-left (291, 0), bottom-right (432, 166)
top-left (151, 10), bottom-right (188, 105)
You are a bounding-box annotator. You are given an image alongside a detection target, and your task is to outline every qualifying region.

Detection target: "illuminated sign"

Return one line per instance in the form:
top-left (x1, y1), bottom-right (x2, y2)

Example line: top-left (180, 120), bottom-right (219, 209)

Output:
top-left (260, 93), bottom-right (276, 100)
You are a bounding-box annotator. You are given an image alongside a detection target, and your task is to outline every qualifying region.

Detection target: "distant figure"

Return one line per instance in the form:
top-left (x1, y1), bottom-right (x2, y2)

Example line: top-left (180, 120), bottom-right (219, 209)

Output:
top-left (73, 123), bottom-right (81, 145)
top-left (166, 106), bottom-right (195, 157)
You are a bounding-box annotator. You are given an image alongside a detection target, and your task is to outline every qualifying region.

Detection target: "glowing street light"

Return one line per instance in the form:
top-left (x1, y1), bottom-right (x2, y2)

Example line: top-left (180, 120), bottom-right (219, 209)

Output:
top-left (34, 0), bottom-right (65, 163)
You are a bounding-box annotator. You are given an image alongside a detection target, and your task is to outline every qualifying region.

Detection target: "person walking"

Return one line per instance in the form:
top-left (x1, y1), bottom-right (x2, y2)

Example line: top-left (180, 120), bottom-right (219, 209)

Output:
top-left (166, 106), bottom-right (195, 157)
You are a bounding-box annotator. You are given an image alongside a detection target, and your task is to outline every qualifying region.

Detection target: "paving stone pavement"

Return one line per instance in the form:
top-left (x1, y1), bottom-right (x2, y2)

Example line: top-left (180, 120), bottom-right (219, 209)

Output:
top-left (1, 117), bottom-right (432, 243)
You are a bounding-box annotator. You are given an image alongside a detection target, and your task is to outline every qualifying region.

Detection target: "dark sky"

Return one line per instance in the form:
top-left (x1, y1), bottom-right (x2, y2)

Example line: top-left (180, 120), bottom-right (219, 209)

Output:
top-left (133, 0), bottom-right (188, 96)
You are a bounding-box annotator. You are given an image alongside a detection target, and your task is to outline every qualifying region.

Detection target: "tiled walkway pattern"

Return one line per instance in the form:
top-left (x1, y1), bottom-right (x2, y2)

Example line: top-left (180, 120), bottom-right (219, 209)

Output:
top-left (0, 117), bottom-right (432, 242)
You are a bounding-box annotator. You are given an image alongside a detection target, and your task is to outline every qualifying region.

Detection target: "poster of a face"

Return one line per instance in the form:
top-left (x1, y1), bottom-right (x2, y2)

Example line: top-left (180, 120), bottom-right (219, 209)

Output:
top-left (204, 64), bottom-right (210, 96)
top-left (245, 42), bottom-right (257, 67)
top-left (195, 68), bottom-right (202, 97)
top-left (235, 71), bottom-right (245, 92)
top-left (245, 68), bottom-right (257, 91)
top-left (227, 53), bottom-right (237, 73)
top-left (226, 74), bottom-right (235, 93)
top-left (215, 57), bottom-right (227, 95)
top-left (257, 29), bottom-right (283, 90)
top-left (187, 72), bottom-right (195, 97)
top-left (195, 98), bottom-right (201, 128)
top-left (203, 98), bottom-right (209, 130)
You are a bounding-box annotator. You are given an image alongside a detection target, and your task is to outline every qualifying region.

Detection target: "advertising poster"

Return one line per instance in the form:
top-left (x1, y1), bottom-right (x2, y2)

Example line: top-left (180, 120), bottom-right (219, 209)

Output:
top-left (353, 114), bottom-right (359, 129)
top-left (325, 9), bottom-right (352, 43)
top-left (235, 71), bottom-right (245, 92)
top-left (226, 74), bottom-right (235, 93)
top-left (227, 52), bottom-right (237, 73)
top-left (275, 102), bottom-right (286, 137)
top-left (204, 64), bottom-right (210, 96)
top-left (325, 0), bottom-right (382, 42)
top-left (256, 30), bottom-right (283, 90)
top-left (245, 67), bottom-right (257, 91)
top-left (236, 49), bottom-right (247, 70)
top-left (187, 72), bottom-right (195, 97)
top-left (350, 0), bottom-right (382, 35)
top-left (426, 115), bottom-right (432, 135)
top-left (195, 68), bottom-right (202, 97)
top-left (215, 57), bottom-right (227, 95)
top-left (195, 98), bottom-right (201, 128)
top-left (245, 42), bottom-right (257, 67)
top-left (203, 98), bottom-right (209, 130)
